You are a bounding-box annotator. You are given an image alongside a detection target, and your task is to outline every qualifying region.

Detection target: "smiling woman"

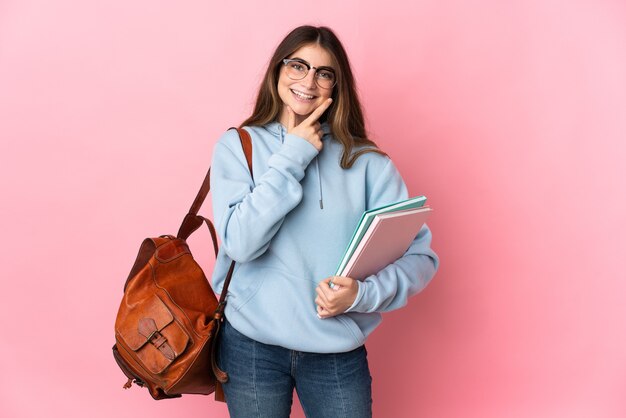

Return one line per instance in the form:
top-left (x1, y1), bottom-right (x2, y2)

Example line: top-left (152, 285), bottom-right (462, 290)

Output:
top-left (277, 46), bottom-right (336, 122)
top-left (210, 25), bottom-right (439, 418)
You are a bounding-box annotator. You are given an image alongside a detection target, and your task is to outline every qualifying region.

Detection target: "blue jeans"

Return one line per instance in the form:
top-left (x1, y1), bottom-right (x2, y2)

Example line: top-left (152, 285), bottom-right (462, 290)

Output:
top-left (217, 318), bottom-right (373, 418)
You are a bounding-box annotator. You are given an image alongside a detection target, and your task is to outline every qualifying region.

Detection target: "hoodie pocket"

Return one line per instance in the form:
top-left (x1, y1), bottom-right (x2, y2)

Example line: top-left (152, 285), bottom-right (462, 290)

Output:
top-left (335, 314), bottom-right (366, 345)
top-left (228, 265), bottom-right (267, 312)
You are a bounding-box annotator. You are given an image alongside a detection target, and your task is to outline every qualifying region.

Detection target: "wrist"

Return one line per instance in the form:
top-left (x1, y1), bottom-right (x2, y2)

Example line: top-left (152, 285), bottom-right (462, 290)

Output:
top-left (344, 280), bottom-right (364, 313)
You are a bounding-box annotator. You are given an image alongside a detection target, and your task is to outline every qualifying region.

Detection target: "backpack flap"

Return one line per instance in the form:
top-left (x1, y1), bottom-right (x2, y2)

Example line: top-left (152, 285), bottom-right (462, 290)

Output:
top-left (117, 295), bottom-right (190, 375)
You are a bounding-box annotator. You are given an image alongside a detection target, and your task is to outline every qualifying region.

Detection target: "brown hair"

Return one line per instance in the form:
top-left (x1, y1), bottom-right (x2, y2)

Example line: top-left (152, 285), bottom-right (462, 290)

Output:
top-left (240, 25), bottom-right (387, 169)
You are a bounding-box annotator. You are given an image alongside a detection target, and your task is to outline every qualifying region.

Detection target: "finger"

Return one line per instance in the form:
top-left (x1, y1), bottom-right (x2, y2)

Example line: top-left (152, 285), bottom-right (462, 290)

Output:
top-left (317, 283), bottom-right (334, 301)
top-left (317, 302), bottom-right (334, 317)
top-left (320, 277), bottom-right (333, 285)
top-left (286, 106), bottom-right (297, 131)
top-left (316, 286), bottom-right (332, 305)
top-left (328, 276), bottom-right (349, 291)
top-left (320, 278), bottom-right (335, 291)
top-left (331, 276), bottom-right (354, 287)
top-left (304, 98), bottom-right (332, 125)
top-left (317, 305), bottom-right (330, 319)
top-left (315, 295), bottom-right (328, 310)
top-left (329, 281), bottom-right (341, 291)
top-left (320, 277), bottom-right (337, 291)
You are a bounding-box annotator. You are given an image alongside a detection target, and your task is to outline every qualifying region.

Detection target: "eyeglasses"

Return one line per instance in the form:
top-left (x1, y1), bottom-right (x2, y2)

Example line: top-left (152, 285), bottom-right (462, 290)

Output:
top-left (282, 58), bottom-right (337, 89)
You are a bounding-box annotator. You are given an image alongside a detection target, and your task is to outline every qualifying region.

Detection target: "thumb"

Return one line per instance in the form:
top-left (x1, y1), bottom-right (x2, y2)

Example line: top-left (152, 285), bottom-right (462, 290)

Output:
top-left (331, 276), bottom-right (356, 287)
top-left (287, 106), bottom-right (296, 131)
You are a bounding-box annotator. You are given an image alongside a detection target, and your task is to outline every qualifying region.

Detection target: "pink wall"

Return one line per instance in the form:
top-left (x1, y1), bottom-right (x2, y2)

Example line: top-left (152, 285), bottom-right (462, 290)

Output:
top-left (1, 0), bottom-right (625, 417)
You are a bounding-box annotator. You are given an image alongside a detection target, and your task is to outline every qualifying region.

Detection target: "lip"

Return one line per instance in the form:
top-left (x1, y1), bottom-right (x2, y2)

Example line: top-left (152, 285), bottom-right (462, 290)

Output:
top-left (290, 88), bottom-right (317, 102)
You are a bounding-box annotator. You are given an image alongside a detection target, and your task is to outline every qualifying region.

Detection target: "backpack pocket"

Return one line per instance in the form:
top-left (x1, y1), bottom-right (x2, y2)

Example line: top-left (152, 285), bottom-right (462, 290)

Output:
top-left (117, 295), bottom-right (190, 375)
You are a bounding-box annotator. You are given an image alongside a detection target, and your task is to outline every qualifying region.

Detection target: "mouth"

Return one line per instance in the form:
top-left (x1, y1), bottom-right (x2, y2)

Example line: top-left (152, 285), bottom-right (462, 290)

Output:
top-left (290, 89), bottom-right (317, 102)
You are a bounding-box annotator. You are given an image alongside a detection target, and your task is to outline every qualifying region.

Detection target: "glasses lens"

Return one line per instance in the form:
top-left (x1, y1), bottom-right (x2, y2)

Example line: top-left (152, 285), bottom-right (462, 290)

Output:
top-left (316, 70), bottom-right (336, 89)
top-left (285, 61), bottom-right (307, 80)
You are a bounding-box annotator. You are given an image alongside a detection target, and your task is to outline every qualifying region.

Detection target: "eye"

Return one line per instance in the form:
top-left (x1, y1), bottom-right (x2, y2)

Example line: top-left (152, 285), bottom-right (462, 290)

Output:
top-left (317, 70), bottom-right (335, 80)
top-left (290, 63), bottom-right (306, 72)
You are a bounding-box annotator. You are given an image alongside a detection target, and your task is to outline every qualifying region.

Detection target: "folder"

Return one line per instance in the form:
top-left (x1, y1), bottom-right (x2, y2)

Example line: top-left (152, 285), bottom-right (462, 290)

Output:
top-left (335, 201), bottom-right (432, 280)
top-left (335, 196), bottom-right (427, 276)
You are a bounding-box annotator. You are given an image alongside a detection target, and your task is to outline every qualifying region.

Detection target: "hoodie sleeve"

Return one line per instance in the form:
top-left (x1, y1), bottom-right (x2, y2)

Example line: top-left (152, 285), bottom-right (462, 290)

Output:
top-left (344, 158), bottom-right (439, 313)
top-left (211, 129), bottom-right (319, 263)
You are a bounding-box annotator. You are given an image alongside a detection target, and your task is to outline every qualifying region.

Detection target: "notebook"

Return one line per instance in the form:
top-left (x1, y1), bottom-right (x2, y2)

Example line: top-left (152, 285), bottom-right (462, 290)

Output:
top-left (336, 206), bottom-right (432, 280)
top-left (335, 195), bottom-right (427, 276)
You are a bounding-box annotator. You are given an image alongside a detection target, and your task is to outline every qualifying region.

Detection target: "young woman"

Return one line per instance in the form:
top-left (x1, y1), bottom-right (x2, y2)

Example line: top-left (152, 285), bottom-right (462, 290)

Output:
top-left (211, 25), bottom-right (439, 418)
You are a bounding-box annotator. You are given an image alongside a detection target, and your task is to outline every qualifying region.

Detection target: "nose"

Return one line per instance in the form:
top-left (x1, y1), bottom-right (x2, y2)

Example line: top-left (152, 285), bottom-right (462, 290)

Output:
top-left (301, 70), bottom-right (317, 90)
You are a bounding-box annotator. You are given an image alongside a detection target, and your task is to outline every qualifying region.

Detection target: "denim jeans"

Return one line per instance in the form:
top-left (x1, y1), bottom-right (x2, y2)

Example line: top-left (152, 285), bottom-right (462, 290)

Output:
top-left (217, 318), bottom-right (373, 418)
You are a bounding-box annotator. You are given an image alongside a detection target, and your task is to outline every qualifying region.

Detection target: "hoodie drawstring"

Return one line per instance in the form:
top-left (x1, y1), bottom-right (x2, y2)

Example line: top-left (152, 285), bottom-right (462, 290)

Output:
top-left (315, 158), bottom-right (323, 209)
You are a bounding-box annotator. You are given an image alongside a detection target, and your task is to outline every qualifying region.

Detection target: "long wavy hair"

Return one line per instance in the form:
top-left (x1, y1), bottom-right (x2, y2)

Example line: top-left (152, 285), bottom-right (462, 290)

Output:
top-left (240, 25), bottom-right (387, 169)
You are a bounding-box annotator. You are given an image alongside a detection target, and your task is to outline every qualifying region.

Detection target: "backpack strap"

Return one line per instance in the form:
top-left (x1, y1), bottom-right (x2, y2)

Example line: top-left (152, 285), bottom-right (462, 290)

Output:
top-left (235, 127), bottom-right (253, 179)
top-left (176, 127), bottom-right (253, 241)
top-left (214, 127), bottom-right (253, 312)
top-left (208, 127), bottom-right (254, 401)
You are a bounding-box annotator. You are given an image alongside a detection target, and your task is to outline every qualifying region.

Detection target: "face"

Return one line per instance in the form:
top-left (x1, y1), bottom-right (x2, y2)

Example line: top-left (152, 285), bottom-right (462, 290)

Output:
top-left (277, 43), bottom-right (336, 122)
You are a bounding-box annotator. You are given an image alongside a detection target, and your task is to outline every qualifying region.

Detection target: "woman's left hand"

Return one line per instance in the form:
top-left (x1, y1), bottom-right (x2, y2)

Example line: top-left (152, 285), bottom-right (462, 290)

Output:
top-left (315, 276), bottom-right (359, 318)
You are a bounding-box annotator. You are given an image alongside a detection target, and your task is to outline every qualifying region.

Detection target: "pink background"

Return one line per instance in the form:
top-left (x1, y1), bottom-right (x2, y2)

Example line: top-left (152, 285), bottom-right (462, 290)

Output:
top-left (1, 0), bottom-right (625, 417)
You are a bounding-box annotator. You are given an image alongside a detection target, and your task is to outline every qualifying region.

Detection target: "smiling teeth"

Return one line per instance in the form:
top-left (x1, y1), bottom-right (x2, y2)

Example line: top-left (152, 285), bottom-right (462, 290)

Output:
top-left (291, 89), bottom-right (314, 99)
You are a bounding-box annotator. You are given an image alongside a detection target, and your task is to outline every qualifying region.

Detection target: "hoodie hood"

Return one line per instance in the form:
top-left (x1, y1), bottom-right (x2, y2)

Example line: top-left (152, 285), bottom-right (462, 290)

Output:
top-left (265, 120), bottom-right (332, 139)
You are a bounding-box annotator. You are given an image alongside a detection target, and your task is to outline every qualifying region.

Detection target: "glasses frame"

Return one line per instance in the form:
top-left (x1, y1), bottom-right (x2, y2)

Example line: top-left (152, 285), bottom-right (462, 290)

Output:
top-left (281, 58), bottom-right (337, 89)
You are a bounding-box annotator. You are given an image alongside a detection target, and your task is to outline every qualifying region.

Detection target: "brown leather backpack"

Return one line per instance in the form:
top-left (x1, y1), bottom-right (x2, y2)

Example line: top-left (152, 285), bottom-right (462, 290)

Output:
top-left (112, 127), bottom-right (253, 401)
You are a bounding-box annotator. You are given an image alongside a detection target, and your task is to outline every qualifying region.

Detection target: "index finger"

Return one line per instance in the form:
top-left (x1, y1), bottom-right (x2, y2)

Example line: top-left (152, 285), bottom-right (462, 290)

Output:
top-left (316, 282), bottom-right (333, 300)
top-left (304, 98), bottom-right (333, 125)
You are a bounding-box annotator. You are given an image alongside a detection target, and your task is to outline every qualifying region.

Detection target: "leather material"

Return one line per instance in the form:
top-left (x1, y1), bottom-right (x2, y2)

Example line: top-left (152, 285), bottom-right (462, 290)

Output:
top-left (113, 127), bottom-right (252, 401)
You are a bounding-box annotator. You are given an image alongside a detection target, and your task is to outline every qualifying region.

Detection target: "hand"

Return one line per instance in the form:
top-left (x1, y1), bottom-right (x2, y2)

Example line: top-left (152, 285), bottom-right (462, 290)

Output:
top-left (315, 276), bottom-right (359, 319)
top-left (287, 98), bottom-right (333, 151)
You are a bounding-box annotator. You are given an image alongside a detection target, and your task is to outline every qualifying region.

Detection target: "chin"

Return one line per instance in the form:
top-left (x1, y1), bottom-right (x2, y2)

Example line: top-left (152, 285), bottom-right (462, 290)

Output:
top-left (292, 107), bottom-right (313, 116)
top-left (292, 101), bottom-right (320, 115)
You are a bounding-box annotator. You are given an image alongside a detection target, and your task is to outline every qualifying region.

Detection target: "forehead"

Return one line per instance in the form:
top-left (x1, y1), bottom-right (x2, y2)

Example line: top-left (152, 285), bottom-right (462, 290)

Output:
top-left (288, 44), bottom-right (334, 68)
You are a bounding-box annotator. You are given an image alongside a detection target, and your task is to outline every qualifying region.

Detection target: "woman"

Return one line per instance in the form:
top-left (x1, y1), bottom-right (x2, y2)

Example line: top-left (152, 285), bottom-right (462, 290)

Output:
top-left (211, 25), bottom-right (439, 418)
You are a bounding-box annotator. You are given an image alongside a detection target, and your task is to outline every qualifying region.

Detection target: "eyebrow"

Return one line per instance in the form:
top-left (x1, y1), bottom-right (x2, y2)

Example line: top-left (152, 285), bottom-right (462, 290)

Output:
top-left (290, 57), bottom-right (335, 72)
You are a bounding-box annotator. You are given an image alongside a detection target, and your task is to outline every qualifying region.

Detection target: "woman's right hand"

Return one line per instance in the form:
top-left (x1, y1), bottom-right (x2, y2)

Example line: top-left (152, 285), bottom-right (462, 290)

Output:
top-left (286, 98), bottom-right (333, 151)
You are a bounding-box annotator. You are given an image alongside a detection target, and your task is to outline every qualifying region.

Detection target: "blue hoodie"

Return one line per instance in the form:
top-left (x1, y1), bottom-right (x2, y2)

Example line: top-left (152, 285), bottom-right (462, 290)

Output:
top-left (210, 121), bottom-right (439, 353)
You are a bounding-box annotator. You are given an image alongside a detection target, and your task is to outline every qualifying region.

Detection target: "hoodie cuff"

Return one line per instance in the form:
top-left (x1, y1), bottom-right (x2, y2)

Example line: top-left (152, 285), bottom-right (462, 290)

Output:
top-left (284, 133), bottom-right (319, 163)
top-left (266, 133), bottom-right (319, 182)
